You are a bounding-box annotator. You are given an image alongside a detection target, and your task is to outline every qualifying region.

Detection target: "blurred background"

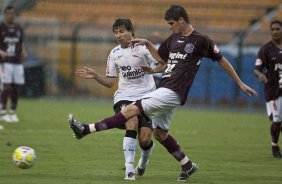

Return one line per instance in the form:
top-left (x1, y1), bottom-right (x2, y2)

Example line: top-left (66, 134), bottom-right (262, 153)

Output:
top-left (1, 0), bottom-right (281, 107)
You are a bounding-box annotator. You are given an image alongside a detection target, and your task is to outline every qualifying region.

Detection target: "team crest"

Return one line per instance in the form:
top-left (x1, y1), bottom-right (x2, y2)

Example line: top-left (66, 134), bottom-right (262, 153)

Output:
top-left (184, 43), bottom-right (194, 54)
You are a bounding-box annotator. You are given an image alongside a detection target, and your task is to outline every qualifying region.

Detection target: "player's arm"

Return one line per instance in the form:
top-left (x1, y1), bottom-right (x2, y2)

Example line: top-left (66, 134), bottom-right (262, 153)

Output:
top-left (75, 66), bottom-right (115, 88)
top-left (141, 62), bottom-right (166, 74)
top-left (218, 57), bottom-right (258, 96)
top-left (0, 49), bottom-right (7, 59)
top-left (253, 57), bottom-right (267, 83)
top-left (20, 44), bottom-right (28, 61)
top-left (254, 68), bottom-right (268, 83)
top-left (130, 38), bottom-right (165, 64)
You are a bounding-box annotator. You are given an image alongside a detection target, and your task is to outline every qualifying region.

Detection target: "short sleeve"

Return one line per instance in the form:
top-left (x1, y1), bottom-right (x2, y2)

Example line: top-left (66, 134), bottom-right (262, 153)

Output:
top-left (106, 52), bottom-right (117, 77)
top-left (203, 36), bottom-right (223, 61)
top-left (254, 47), bottom-right (265, 71)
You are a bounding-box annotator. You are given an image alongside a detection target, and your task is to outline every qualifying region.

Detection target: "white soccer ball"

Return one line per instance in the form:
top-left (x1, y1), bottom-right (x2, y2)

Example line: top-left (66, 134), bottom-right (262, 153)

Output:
top-left (12, 146), bottom-right (36, 169)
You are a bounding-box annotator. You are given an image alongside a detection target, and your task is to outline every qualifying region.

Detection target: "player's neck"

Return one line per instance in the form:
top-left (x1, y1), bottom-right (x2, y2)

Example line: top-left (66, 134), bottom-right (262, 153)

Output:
top-left (4, 20), bottom-right (15, 26)
top-left (272, 39), bottom-right (282, 48)
top-left (181, 24), bottom-right (194, 36)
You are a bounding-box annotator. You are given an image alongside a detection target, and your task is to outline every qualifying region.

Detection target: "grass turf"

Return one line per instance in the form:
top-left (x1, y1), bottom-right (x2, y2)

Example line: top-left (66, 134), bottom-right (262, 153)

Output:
top-left (0, 98), bottom-right (281, 184)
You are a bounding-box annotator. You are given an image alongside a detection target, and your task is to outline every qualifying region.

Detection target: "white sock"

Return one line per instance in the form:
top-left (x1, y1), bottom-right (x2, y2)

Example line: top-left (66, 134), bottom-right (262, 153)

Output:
top-left (138, 142), bottom-right (154, 169)
top-left (89, 124), bottom-right (96, 132)
top-left (123, 137), bottom-right (136, 174)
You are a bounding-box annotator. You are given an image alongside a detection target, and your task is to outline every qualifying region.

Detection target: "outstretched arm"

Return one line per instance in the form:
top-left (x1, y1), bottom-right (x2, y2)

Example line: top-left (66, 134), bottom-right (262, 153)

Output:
top-left (218, 57), bottom-right (258, 96)
top-left (130, 38), bottom-right (166, 65)
top-left (75, 66), bottom-right (115, 88)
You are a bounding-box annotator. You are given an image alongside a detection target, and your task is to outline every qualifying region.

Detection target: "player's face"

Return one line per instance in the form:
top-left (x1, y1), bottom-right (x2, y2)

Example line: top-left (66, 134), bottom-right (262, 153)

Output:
top-left (5, 9), bottom-right (15, 24)
top-left (167, 20), bottom-right (181, 34)
top-left (113, 26), bottom-right (133, 48)
top-left (270, 23), bottom-right (282, 41)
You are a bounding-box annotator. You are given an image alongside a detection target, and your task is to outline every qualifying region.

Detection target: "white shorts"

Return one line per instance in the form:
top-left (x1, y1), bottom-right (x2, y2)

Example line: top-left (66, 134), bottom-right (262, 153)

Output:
top-left (2, 63), bottom-right (25, 85)
top-left (266, 97), bottom-right (282, 123)
top-left (140, 87), bottom-right (181, 130)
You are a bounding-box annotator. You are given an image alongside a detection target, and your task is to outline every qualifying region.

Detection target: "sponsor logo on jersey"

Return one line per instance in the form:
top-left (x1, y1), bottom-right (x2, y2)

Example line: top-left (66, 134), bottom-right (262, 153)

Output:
top-left (169, 52), bottom-right (187, 60)
top-left (184, 43), bottom-right (194, 53)
top-left (274, 63), bottom-right (282, 71)
top-left (4, 37), bottom-right (19, 43)
top-left (120, 66), bottom-right (145, 80)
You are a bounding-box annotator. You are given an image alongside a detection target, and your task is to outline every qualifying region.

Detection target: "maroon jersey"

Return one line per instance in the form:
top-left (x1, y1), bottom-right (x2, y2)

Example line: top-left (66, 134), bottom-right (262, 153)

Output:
top-left (158, 31), bottom-right (222, 105)
top-left (255, 41), bottom-right (282, 102)
top-left (0, 22), bottom-right (24, 64)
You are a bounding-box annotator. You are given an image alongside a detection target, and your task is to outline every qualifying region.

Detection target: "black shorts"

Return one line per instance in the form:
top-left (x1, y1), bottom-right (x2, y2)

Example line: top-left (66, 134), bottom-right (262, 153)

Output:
top-left (113, 100), bottom-right (152, 129)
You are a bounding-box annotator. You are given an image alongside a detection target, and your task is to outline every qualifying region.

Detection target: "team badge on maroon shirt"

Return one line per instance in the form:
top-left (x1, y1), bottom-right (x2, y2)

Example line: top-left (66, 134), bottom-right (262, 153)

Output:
top-left (184, 43), bottom-right (194, 53)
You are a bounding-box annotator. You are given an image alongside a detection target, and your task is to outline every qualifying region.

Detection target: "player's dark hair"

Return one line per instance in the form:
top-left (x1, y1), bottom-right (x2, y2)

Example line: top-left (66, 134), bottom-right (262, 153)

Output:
top-left (164, 5), bottom-right (189, 23)
top-left (270, 20), bottom-right (282, 28)
top-left (4, 5), bottom-right (15, 14)
top-left (112, 18), bottom-right (135, 37)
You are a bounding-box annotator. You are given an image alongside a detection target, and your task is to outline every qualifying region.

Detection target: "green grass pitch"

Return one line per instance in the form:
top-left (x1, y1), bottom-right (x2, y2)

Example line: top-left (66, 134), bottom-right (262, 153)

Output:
top-left (0, 98), bottom-right (281, 184)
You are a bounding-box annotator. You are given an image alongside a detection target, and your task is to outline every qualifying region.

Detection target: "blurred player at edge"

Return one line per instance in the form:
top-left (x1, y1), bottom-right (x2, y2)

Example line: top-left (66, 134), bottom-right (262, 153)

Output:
top-left (0, 6), bottom-right (27, 123)
top-left (69, 5), bottom-right (258, 181)
top-left (254, 20), bottom-right (282, 158)
top-left (73, 18), bottom-right (156, 180)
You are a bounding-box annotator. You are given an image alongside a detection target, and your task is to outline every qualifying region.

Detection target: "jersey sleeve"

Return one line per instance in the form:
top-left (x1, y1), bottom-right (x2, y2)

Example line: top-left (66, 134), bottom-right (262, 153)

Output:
top-left (203, 35), bottom-right (223, 61)
top-left (143, 46), bottom-right (158, 65)
top-left (254, 47), bottom-right (265, 71)
top-left (106, 52), bottom-right (118, 77)
top-left (158, 37), bottom-right (171, 63)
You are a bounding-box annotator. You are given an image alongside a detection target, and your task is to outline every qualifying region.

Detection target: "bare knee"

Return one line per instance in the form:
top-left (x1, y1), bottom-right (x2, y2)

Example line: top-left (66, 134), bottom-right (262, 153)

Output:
top-left (153, 128), bottom-right (168, 142)
top-left (138, 127), bottom-right (152, 147)
top-left (121, 104), bottom-right (141, 119)
top-left (125, 117), bottom-right (138, 132)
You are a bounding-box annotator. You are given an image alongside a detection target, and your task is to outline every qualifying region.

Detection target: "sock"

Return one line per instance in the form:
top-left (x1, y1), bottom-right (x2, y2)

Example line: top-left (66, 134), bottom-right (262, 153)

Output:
top-left (160, 134), bottom-right (192, 172)
top-left (271, 123), bottom-right (281, 144)
top-left (94, 112), bottom-right (127, 131)
top-left (1, 89), bottom-right (9, 110)
top-left (123, 130), bottom-right (137, 174)
top-left (138, 141), bottom-right (154, 169)
top-left (10, 86), bottom-right (18, 110)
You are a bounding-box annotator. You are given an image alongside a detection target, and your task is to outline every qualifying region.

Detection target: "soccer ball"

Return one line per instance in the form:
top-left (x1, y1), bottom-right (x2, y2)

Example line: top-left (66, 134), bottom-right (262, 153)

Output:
top-left (12, 146), bottom-right (36, 169)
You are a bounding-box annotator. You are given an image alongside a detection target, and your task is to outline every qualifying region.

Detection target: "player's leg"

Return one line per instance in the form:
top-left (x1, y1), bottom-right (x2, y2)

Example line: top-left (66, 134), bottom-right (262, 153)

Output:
top-left (0, 63), bottom-right (12, 123)
top-left (135, 117), bottom-right (154, 176)
top-left (153, 114), bottom-right (197, 182)
top-left (9, 64), bottom-right (24, 122)
top-left (267, 98), bottom-right (282, 158)
top-left (68, 103), bottom-right (140, 139)
top-left (123, 117), bottom-right (138, 180)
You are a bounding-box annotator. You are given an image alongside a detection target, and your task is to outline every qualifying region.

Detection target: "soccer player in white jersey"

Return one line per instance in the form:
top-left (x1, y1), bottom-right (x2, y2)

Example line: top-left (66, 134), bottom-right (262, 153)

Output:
top-left (72, 18), bottom-right (157, 180)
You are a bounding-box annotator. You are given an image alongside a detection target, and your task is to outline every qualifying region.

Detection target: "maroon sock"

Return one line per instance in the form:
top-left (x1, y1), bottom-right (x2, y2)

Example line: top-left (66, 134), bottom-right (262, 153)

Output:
top-left (160, 134), bottom-right (192, 171)
top-left (271, 123), bottom-right (281, 144)
top-left (10, 87), bottom-right (18, 110)
top-left (1, 89), bottom-right (10, 110)
top-left (94, 112), bottom-right (127, 131)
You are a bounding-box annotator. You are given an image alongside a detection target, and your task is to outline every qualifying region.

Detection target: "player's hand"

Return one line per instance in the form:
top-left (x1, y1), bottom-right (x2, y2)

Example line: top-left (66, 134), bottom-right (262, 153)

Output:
top-left (0, 50), bottom-right (8, 59)
top-left (129, 38), bottom-right (148, 47)
top-left (140, 65), bottom-right (154, 74)
top-left (75, 66), bottom-right (96, 79)
top-left (257, 73), bottom-right (268, 83)
top-left (240, 83), bottom-right (258, 96)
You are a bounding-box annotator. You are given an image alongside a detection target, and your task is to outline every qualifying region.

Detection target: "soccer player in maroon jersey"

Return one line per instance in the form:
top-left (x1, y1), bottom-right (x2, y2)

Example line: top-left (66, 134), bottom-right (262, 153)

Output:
top-left (69, 5), bottom-right (257, 181)
top-left (254, 20), bottom-right (282, 158)
top-left (0, 6), bottom-right (27, 123)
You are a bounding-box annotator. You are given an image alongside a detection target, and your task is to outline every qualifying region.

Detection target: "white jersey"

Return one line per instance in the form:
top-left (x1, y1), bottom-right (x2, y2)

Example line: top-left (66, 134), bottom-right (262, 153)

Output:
top-left (106, 45), bottom-right (157, 104)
